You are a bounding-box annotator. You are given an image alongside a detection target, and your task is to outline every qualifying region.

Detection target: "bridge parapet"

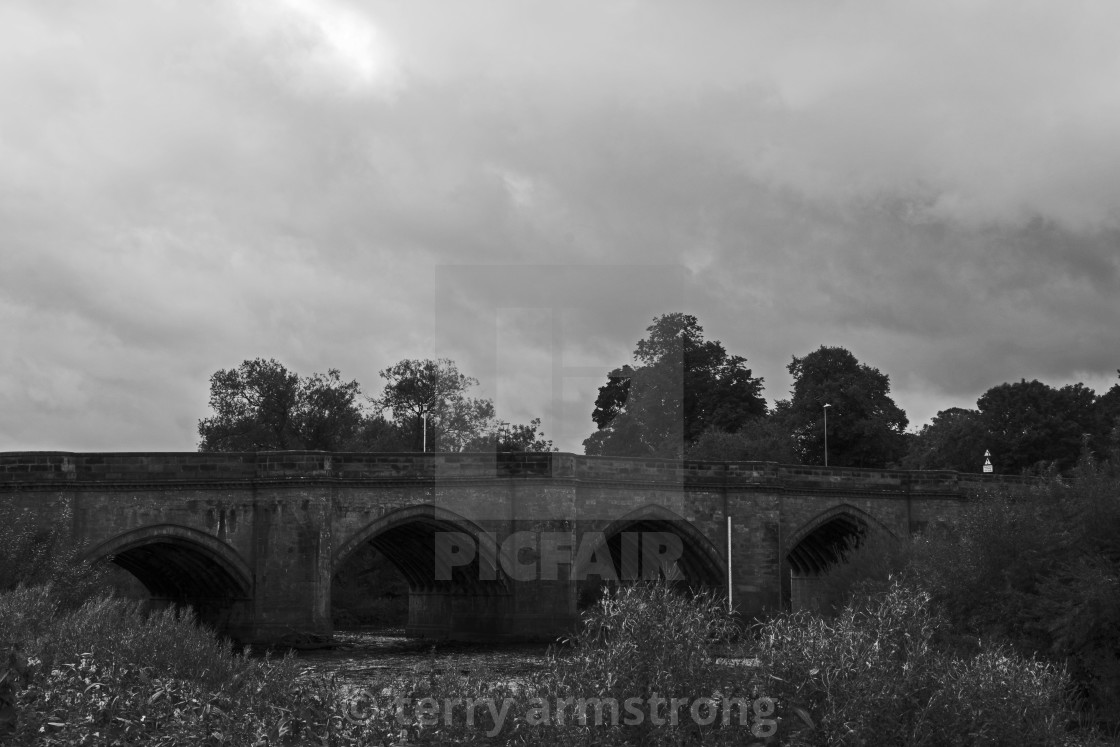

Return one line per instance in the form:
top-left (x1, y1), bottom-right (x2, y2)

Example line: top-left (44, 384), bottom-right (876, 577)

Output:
top-left (0, 451), bottom-right (1035, 494)
top-left (0, 451), bottom-right (560, 484)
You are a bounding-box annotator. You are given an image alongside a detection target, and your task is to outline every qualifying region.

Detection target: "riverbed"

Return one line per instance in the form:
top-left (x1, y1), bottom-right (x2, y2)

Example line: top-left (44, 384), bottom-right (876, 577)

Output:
top-left (293, 628), bottom-right (554, 686)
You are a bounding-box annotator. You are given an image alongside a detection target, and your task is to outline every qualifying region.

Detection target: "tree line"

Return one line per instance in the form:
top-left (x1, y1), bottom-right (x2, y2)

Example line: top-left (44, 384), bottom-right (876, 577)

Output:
top-left (198, 313), bottom-right (1120, 474)
top-left (584, 312), bottom-right (1120, 473)
top-left (197, 357), bottom-right (554, 453)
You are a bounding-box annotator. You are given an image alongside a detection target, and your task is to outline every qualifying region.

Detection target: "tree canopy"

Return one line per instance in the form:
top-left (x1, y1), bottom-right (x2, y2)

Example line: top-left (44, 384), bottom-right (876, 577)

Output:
top-left (900, 407), bottom-right (987, 472)
top-left (199, 357), bottom-right (553, 453)
top-left (465, 418), bottom-right (556, 453)
top-left (1091, 371), bottom-right (1120, 462)
top-left (974, 379), bottom-right (1099, 474)
top-left (685, 419), bottom-right (798, 463)
top-left (584, 313), bottom-right (767, 458)
top-left (376, 358), bottom-right (498, 452)
top-left (902, 374), bottom-right (1120, 475)
top-left (198, 358), bottom-right (369, 451)
top-left (780, 346), bottom-right (909, 468)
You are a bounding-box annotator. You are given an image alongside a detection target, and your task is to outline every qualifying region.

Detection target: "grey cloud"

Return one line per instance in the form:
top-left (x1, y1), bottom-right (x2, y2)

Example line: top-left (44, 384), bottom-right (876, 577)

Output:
top-left (3, 1), bottom-right (1120, 452)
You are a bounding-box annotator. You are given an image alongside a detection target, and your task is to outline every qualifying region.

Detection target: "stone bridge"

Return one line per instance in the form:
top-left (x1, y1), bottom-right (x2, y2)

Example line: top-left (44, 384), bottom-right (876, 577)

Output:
top-left (0, 451), bottom-right (1026, 643)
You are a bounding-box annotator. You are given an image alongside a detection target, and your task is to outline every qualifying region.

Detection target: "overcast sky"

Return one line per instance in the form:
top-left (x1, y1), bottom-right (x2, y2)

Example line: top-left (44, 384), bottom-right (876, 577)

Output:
top-left (2, 1), bottom-right (1118, 454)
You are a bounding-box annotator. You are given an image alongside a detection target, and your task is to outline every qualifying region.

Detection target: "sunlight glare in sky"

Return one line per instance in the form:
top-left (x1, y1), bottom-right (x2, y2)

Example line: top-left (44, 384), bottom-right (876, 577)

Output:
top-left (238, 0), bottom-right (400, 95)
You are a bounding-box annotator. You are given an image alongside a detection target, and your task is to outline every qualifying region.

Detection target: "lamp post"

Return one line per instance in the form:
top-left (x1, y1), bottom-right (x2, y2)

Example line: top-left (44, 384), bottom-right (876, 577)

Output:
top-left (420, 396), bottom-right (438, 452)
top-left (823, 403), bottom-right (831, 467)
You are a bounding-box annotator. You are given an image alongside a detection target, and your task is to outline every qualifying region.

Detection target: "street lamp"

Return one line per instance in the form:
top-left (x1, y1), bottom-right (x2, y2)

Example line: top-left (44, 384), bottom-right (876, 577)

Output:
top-left (823, 404), bottom-right (831, 467)
top-left (420, 396), bottom-right (438, 452)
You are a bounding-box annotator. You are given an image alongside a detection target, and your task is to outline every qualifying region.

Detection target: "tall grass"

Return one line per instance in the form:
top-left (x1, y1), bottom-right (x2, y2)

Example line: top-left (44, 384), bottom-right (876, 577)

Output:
top-left (753, 579), bottom-right (1085, 746)
top-left (0, 502), bottom-right (106, 612)
top-left (2, 577), bottom-right (1104, 745)
top-left (535, 582), bottom-right (750, 746)
top-left (0, 584), bottom-right (316, 744)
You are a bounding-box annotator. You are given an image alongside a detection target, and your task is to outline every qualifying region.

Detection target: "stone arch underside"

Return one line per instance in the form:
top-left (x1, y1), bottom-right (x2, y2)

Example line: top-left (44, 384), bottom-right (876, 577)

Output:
top-left (581, 504), bottom-right (725, 590)
top-left (334, 505), bottom-right (514, 639)
top-left (334, 504), bottom-right (508, 596)
top-left (784, 504), bottom-right (897, 610)
top-left (82, 524), bottom-right (253, 635)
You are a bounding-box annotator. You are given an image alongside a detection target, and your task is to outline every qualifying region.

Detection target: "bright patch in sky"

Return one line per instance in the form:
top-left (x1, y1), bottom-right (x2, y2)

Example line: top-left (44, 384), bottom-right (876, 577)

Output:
top-left (1, 1), bottom-right (1119, 453)
top-left (236, 0), bottom-right (400, 94)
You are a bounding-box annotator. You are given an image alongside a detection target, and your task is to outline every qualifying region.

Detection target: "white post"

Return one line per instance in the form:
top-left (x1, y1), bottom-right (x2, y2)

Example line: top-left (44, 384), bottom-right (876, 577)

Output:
top-left (726, 515), bottom-right (733, 611)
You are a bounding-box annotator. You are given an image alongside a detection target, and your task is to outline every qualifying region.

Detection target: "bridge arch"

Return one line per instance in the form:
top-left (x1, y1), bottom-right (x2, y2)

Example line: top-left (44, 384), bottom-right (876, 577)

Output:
top-left (784, 504), bottom-right (897, 611)
top-left (785, 504), bottom-right (896, 574)
top-left (578, 504), bottom-right (725, 599)
top-left (334, 504), bottom-right (506, 595)
top-left (82, 524), bottom-right (253, 635)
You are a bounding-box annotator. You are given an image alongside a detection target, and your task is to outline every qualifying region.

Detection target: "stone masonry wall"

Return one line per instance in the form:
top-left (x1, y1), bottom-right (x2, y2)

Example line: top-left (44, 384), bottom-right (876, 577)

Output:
top-left (0, 451), bottom-right (1032, 641)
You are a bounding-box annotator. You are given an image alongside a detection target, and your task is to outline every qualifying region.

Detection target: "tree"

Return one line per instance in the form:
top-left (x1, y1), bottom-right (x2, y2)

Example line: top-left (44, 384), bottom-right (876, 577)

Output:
top-left (198, 359), bottom-right (367, 451)
top-left (909, 462), bottom-right (1120, 714)
top-left (975, 379), bottom-right (1098, 474)
top-left (685, 419), bottom-right (798, 463)
top-left (377, 358), bottom-right (496, 452)
top-left (781, 346), bottom-right (908, 468)
top-left (465, 418), bottom-right (557, 453)
top-left (1093, 371), bottom-right (1120, 465)
top-left (901, 407), bottom-right (988, 472)
top-left (584, 313), bottom-right (767, 458)
top-left (346, 414), bottom-right (411, 452)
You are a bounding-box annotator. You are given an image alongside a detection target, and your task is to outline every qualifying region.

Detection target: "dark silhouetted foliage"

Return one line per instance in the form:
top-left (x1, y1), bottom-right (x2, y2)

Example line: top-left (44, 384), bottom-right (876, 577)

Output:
top-left (780, 346), bottom-right (909, 467)
top-left (585, 314), bottom-right (767, 458)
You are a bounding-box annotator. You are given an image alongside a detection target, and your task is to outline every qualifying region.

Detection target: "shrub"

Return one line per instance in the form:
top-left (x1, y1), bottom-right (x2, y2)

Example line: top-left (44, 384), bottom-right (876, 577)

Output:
top-left (752, 579), bottom-right (1086, 746)
top-left (0, 503), bottom-right (106, 612)
top-left (909, 462), bottom-right (1120, 717)
top-left (531, 580), bottom-right (759, 746)
top-left (1, 587), bottom-right (320, 744)
top-left (923, 647), bottom-right (1078, 746)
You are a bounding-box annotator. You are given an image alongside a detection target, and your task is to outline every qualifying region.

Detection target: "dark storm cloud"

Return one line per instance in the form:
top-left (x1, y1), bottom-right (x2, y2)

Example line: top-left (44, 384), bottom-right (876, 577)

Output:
top-left (2, 0), bottom-right (1119, 452)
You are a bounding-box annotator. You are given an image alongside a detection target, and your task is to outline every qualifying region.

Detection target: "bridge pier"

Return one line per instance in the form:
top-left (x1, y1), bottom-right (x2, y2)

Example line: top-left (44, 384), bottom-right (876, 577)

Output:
top-left (241, 487), bottom-right (334, 644)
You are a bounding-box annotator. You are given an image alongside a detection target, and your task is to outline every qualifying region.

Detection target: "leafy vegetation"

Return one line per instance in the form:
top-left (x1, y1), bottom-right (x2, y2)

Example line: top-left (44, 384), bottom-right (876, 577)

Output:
top-left (2, 571), bottom-right (1109, 745)
top-left (0, 502), bottom-right (106, 613)
top-left (777, 345), bottom-right (910, 468)
top-left (685, 419), bottom-right (798, 463)
top-left (754, 581), bottom-right (1085, 746)
top-left (906, 377), bottom-right (1120, 474)
top-left (538, 582), bottom-right (749, 745)
top-left (198, 359), bottom-right (371, 452)
top-left (584, 314), bottom-right (1120, 475)
top-left (807, 456), bottom-right (1120, 729)
top-left (197, 356), bottom-right (555, 454)
top-left (909, 458), bottom-right (1120, 720)
top-left (584, 313), bottom-right (768, 458)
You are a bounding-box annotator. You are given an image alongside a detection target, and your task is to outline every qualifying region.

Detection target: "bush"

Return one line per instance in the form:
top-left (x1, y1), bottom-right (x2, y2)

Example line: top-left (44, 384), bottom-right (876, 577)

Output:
top-left (0, 503), bottom-right (106, 612)
top-left (752, 579), bottom-right (1087, 746)
top-left (909, 462), bottom-right (1120, 717)
top-left (528, 581), bottom-right (762, 746)
top-left (1, 584), bottom-right (534, 745)
top-left (2, 586), bottom-right (299, 743)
